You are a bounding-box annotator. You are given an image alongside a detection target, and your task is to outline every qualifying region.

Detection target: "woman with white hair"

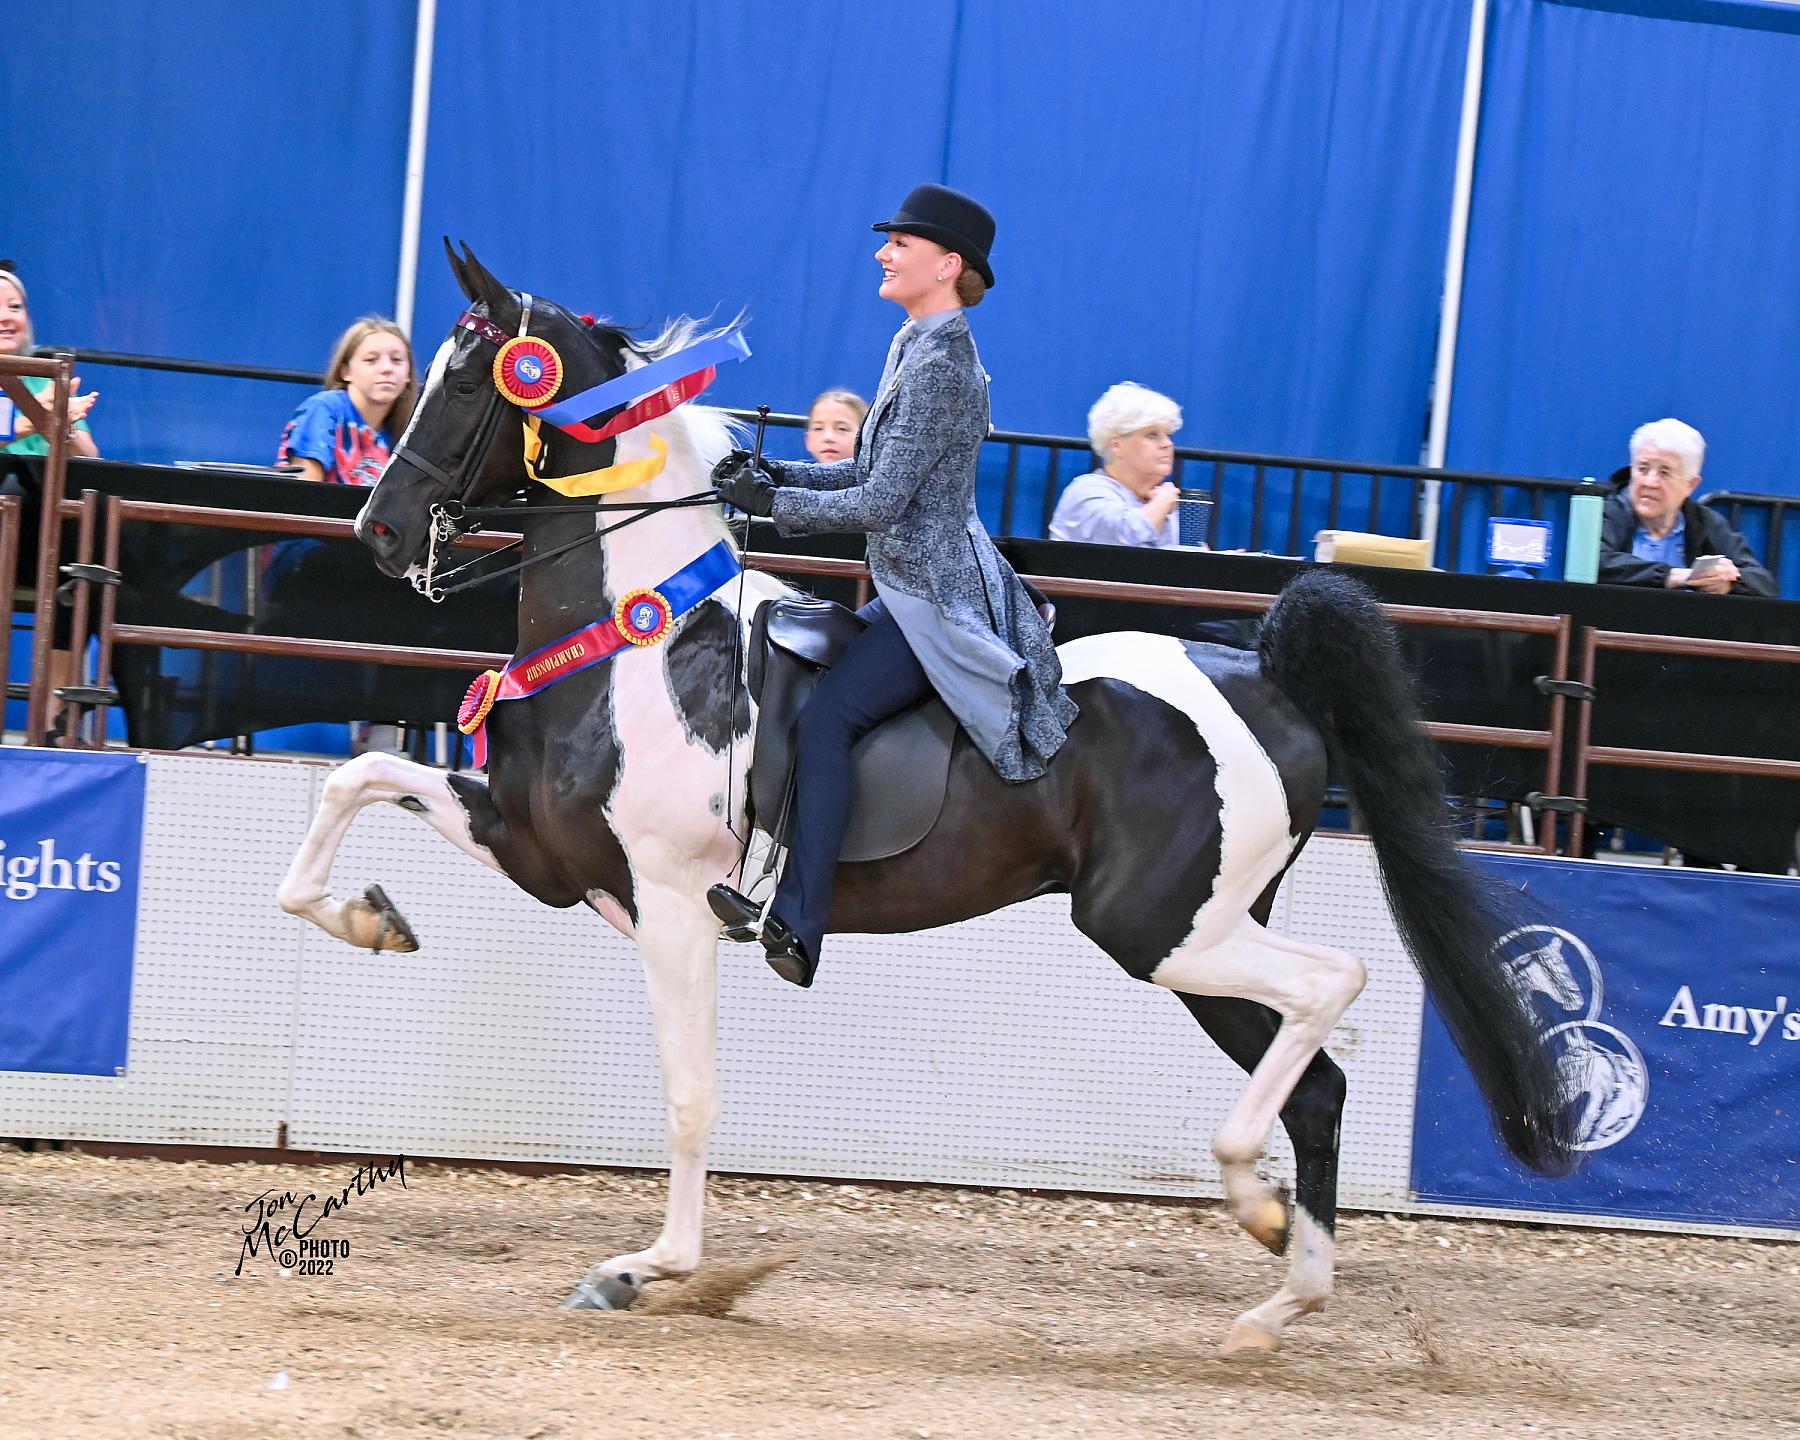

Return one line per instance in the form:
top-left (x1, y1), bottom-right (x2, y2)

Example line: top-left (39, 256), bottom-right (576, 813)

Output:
top-left (1049, 382), bottom-right (1187, 547)
top-left (1597, 417), bottom-right (1775, 596)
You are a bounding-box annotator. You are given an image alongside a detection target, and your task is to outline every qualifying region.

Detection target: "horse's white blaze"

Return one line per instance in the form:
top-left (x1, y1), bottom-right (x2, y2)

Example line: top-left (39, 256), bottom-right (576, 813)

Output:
top-left (1057, 630), bottom-right (1296, 956)
top-left (358, 337), bottom-right (452, 538)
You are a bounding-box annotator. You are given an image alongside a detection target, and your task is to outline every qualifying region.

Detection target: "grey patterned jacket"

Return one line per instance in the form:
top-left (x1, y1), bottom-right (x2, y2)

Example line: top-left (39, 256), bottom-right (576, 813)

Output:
top-left (771, 312), bottom-right (1077, 782)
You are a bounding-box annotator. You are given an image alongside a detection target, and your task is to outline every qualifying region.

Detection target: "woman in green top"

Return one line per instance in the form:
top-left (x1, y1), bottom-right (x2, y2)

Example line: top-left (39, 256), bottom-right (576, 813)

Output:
top-left (0, 263), bottom-right (99, 457)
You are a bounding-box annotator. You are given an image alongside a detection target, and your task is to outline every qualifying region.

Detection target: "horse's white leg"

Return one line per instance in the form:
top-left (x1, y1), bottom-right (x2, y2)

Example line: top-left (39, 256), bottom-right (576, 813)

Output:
top-left (278, 752), bottom-right (500, 946)
top-left (1153, 914), bottom-right (1366, 1351)
top-left (568, 883), bottom-right (719, 1302)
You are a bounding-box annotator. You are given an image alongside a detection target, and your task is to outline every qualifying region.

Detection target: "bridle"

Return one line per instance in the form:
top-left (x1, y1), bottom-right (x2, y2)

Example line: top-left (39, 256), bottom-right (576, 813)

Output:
top-left (389, 295), bottom-right (719, 602)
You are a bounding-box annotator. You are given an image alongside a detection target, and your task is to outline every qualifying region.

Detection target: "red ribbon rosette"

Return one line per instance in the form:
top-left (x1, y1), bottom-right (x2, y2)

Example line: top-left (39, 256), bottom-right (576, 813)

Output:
top-left (614, 589), bottom-right (673, 646)
top-left (492, 337), bottom-right (563, 408)
top-left (457, 670), bottom-right (502, 735)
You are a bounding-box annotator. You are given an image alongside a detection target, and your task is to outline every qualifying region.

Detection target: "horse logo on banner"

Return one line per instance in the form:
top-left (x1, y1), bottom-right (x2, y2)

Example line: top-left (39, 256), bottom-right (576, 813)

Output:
top-left (1493, 926), bottom-right (1649, 1153)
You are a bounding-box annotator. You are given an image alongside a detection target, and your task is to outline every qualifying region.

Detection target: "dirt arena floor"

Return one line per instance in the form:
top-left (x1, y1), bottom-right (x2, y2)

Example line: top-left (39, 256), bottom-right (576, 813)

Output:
top-left (1, 1148), bottom-right (1794, 1439)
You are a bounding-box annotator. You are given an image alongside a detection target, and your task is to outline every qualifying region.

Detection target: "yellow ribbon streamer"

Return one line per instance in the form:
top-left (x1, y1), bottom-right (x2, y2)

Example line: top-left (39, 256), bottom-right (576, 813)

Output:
top-left (524, 420), bottom-right (668, 497)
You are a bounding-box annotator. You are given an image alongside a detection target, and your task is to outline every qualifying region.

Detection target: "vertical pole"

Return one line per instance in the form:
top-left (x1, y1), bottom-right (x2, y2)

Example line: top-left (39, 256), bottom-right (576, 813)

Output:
top-left (63, 489), bottom-right (98, 745)
top-left (393, 0), bottom-right (439, 337)
top-left (26, 357), bottom-right (73, 745)
top-left (1420, 0), bottom-right (1491, 564)
top-left (0, 495), bottom-right (19, 743)
top-left (1568, 629), bottom-right (1598, 857)
top-left (1540, 613), bottom-right (1571, 854)
top-left (93, 495), bottom-right (122, 748)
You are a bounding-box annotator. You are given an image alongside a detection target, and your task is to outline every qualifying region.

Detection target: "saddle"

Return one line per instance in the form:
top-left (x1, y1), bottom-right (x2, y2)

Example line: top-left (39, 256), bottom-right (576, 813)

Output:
top-left (746, 596), bottom-right (958, 863)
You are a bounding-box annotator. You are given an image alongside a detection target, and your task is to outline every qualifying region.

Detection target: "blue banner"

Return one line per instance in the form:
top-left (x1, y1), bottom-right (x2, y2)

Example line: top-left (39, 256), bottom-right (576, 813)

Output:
top-left (0, 749), bottom-right (147, 1076)
top-left (1412, 853), bottom-right (1800, 1230)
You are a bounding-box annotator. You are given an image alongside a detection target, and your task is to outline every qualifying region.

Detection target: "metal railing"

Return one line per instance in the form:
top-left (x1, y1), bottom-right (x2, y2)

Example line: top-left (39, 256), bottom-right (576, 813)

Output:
top-left (1567, 628), bottom-right (1800, 856)
top-left (8, 489), bottom-right (1573, 852)
top-left (1707, 489), bottom-right (1795, 580)
top-left (52, 349), bottom-right (1628, 566)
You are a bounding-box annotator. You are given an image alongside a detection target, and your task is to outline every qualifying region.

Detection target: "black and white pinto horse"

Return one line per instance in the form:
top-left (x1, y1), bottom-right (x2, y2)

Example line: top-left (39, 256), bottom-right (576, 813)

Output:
top-left (279, 248), bottom-right (1574, 1353)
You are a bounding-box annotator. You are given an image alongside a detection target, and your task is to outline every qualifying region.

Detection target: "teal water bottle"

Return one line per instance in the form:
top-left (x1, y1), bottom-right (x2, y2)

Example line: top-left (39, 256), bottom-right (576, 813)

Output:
top-left (1563, 477), bottom-right (1605, 583)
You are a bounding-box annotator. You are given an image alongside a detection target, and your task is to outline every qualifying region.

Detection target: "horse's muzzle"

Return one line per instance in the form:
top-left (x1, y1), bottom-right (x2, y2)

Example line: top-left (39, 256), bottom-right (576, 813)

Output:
top-left (357, 514), bottom-right (411, 577)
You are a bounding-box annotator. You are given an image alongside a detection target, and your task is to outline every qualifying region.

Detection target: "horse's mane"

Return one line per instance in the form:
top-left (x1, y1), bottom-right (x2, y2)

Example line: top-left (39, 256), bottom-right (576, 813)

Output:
top-left (591, 310), bottom-right (756, 556)
top-left (588, 312), bottom-right (748, 469)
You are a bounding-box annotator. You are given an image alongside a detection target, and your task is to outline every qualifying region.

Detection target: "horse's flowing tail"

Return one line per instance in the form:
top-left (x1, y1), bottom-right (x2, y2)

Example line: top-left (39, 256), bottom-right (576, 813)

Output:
top-left (1258, 570), bottom-right (1578, 1177)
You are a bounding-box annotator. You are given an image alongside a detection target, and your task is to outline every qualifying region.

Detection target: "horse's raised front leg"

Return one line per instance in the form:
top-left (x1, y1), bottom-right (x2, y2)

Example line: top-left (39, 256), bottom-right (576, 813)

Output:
top-left (277, 752), bottom-right (501, 948)
top-left (564, 882), bottom-right (720, 1310)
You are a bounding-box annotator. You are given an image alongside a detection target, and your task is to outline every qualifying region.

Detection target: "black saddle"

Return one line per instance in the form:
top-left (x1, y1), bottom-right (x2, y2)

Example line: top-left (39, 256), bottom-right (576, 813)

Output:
top-left (747, 596), bottom-right (958, 863)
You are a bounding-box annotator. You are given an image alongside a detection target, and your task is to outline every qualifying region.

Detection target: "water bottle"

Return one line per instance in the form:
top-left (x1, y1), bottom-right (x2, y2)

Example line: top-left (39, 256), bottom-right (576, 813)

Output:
top-left (1563, 477), bottom-right (1606, 583)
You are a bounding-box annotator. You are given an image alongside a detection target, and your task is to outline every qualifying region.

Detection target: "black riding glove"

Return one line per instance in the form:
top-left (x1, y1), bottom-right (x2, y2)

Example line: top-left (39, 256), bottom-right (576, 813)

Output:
top-left (711, 449), bottom-right (781, 517)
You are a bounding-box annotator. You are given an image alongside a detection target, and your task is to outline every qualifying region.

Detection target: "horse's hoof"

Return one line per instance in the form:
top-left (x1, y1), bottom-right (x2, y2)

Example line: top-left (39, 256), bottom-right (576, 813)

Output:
top-left (1242, 1187), bottom-right (1291, 1256)
top-left (1221, 1319), bottom-right (1283, 1356)
top-left (560, 1271), bottom-right (641, 1311)
top-left (347, 884), bottom-right (419, 953)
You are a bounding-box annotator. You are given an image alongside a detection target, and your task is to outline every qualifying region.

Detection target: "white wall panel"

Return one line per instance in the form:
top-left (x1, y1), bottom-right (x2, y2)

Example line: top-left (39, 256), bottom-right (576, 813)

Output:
top-left (2, 755), bottom-right (1423, 1209)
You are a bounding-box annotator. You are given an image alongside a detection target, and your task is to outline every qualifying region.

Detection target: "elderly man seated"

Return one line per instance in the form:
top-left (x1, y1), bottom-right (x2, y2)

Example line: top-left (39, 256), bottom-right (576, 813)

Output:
top-left (1049, 382), bottom-right (1189, 547)
top-left (1598, 418), bottom-right (1776, 596)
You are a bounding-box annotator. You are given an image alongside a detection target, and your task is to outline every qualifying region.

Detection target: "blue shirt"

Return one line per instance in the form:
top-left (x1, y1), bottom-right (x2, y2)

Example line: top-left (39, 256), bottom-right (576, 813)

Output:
top-left (276, 388), bottom-right (393, 486)
top-left (1048, 471), bottom-right (1180, 548)
top-left (1630, 512), bottom-right (1685, 569)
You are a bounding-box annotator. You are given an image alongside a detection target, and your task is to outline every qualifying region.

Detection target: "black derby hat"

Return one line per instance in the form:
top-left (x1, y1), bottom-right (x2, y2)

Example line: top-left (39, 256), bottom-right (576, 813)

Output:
top-left (871, 183), bottom-right (996, 288)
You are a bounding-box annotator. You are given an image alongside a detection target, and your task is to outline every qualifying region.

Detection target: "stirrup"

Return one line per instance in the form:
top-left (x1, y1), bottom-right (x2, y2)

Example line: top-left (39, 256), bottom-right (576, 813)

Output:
top-left (707, 883), bottom-right (765, 944)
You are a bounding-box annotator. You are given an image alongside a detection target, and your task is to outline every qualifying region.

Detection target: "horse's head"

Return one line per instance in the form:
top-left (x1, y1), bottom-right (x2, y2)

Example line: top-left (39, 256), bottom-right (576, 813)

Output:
top-left (355, 241), bottom-right (633, 579)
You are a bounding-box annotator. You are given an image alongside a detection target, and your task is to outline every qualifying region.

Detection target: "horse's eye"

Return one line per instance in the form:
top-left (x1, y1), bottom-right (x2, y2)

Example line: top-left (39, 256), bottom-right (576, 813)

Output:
top-left (454, 379), bottom-right (480, 397)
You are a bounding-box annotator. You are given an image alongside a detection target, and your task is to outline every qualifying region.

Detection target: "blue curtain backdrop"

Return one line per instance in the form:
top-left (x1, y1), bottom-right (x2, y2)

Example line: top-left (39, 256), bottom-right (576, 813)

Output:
top-left (1449, 0), bottom-right (1800, 502)
top-left (419, 0), bottom-right (1470, 538)
top-left (11, 0), bottom-right (1800, 543)
top-left (4, 0), bottom-right (1467, 538)
top-left (0, 1), bottom-right (415, 464)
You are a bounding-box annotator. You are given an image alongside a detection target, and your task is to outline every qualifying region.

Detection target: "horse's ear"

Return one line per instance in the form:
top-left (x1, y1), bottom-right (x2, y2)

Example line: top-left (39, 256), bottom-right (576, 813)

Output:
top-left (458, 245), bottom-right (511, 315)
top-left (445, 237), bottom-right (476, 301)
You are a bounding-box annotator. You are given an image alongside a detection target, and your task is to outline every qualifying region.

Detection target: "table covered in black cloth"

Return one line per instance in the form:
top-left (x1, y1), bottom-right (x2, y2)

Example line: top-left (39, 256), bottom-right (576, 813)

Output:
top-left (6, 458), bottom-right (1796, 872)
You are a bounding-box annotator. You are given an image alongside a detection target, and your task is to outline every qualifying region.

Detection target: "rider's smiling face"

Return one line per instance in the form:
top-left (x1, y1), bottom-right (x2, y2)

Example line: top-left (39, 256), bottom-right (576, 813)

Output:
top-left (876, 230), bottom-right (955, 312)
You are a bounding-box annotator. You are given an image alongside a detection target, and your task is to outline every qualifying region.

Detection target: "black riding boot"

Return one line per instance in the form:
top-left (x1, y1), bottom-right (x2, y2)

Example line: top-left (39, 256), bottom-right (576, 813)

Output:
top-left (706, 884), bottom-right (818, 988)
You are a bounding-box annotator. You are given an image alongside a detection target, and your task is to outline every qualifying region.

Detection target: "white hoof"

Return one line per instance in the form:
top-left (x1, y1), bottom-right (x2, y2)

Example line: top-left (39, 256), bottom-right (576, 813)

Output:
top-left (1221, 1318), bottom-right (1283, 1356)
top-left (344, 884), bottom-right (419, 952)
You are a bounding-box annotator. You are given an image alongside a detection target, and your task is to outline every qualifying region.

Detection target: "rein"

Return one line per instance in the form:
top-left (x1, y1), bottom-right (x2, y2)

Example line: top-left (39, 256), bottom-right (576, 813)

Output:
top-left (418, 489), bottom-right (720, 601)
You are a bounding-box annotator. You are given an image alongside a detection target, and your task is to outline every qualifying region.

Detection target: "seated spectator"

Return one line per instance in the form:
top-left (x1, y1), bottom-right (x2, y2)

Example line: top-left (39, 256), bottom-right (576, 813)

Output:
top-left (1049, 382), bottom-right (1185, 547)
top-left (803, 388), bottom-right (867, 464)
top-left (0, 262), bottom-right (100, 458)
top-left (1598, 418), bottom-right (1775, 597)
top-left (277, 317), bottom-right (416, 484)
top-left (271, 318), bottom-right (417, 759)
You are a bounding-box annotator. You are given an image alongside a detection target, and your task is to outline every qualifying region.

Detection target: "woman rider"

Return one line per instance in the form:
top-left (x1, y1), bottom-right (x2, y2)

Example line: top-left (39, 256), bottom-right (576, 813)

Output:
top-left (708, 183), bottom-right (1077, 989)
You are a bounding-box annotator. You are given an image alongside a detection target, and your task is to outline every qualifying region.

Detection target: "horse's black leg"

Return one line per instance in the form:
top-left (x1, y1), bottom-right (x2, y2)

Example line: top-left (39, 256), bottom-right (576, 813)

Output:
top-left (1165, 870), bottom-right (1349, 1353)
top-left (1141, 866), bottom-right (1357, 1354)
top-left (1178, 994), bottom-right (1345, 1237)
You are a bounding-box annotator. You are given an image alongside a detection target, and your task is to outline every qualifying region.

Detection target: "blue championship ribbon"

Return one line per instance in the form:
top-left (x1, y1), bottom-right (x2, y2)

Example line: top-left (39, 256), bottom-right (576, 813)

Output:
top-left (533, 329), bottom-right (752, 429)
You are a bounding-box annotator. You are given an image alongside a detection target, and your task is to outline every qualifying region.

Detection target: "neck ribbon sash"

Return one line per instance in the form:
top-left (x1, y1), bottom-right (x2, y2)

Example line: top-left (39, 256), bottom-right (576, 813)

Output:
top-left (455, 540), bottom-right (740, 768)
top-left (525, 426), bottom-right (668, 497)
top-left (533, 329), bottom-right (751, 442)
